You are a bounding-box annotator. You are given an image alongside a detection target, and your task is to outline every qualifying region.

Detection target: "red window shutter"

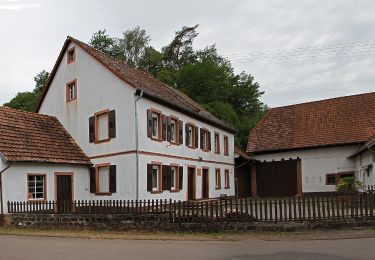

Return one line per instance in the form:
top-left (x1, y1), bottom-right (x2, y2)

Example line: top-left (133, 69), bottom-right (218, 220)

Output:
top-left (147, 109), bottom-right (152, 138)
top-left (147, 164), bottom-right (153, 192)
top-left (89, 116), bottom-right (95, 143)
top-left (179, 120), bottom-right (183, 144)
top-left (89, 167), bottom-right (96, 193)
top-left (108, 110), bottom-right (116, 138)
top-left (208, 131), bottom-right (211, 151)
top-left (194, 126), bottom-right (199, 148)
top-left (167, 116), bottom-right (171, 142)
top-left (178, 166), bottom-right (183, 190)
top-left (162, 114), bottom-right (167, 141)
top-left (109, 165), bottom-right (117, 193)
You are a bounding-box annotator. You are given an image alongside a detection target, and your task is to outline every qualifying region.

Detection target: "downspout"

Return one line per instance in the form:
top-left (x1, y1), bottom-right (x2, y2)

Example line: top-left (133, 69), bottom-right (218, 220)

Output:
top-left (0, 163), bottom-right (11, 216)
top-left (134, 89), bottom-right (144, 201)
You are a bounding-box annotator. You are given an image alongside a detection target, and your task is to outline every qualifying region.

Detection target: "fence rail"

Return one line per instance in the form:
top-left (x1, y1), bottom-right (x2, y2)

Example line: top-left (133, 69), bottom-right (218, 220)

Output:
top-left (7, 191), bottom-right (375, 223)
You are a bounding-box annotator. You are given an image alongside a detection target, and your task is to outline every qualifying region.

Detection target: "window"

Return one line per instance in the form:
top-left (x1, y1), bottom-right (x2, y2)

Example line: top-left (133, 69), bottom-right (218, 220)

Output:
top-left (66, 80), bottom-right (77, 102)
top-left (326, 174), bottom-right (336, 185)
top-left (214, 132), bottom-right (220, 154)
top-left (224, 135), bottom-right (229, 156)
top-left (28, 175), bottom-right (46, 200)
top-left (152, 165), bottom-right (161, 191)
top-left (152, 113), bottom-right (160, 138)
top-left (97, 166), bottom-right (110, 193)
top-left (170, 118), bottom-right (178, 143)
top-left (200, 129), bottom-right (210, 151)
top-left (215, 169), bottom-right (221, 189)
top-left (170, 166), bottom-right (178, 190)
top-left (224, 169), bottom-right (230, 189)
top-left (67, 47), bottom-right (76, 64)
top-left (89, 110), bottom-right (116, 143)
top-left (188, 124), bottom-right (194, 147)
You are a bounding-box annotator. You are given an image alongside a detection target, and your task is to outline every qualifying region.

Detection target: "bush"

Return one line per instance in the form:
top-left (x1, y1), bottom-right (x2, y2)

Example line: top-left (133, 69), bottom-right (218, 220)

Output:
top-left (336, 176), bottom-right (364, 194)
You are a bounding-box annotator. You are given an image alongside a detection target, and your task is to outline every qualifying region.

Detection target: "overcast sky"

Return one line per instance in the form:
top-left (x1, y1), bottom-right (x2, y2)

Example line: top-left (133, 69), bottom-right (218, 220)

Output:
top-left (0, 0), bottom-right (374, 108)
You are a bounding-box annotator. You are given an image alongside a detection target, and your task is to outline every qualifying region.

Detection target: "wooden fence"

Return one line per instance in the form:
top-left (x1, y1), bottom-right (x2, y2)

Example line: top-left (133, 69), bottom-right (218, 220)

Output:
top-left (7, 192), bottom-right (375, 223)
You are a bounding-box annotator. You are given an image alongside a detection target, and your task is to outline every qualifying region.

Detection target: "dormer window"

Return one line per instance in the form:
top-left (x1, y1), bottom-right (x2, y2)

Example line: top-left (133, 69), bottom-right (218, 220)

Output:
top-left (66, 80), bottom-right (77, 103)
top-left (67, 47), bottom-right (76, 64)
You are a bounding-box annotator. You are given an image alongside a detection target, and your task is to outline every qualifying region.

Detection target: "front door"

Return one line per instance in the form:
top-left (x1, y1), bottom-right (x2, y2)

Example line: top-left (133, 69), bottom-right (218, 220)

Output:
top-left (56, 174), bottom-right (73, 213)
top-left (187, 167), bottom-right (196, 200)
top-left (202, 168), bottom-right (209, 199)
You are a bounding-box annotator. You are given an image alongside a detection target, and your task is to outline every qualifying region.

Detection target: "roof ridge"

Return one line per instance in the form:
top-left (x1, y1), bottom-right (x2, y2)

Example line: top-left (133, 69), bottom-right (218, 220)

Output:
top-left (270, 91), bottom-right (375, 110)
top-left (0, 106), bottom-right (58, 120)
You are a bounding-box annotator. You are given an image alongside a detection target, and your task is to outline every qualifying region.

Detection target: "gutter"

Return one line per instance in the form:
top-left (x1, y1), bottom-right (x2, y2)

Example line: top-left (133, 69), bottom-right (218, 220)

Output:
top-left (134, 89), bottom-right (144, 201)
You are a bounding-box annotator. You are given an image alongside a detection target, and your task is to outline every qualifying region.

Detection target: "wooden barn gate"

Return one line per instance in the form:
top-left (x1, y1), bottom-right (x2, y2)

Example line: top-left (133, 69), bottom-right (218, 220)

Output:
top-left (256, 159), bottom-right (300, 198)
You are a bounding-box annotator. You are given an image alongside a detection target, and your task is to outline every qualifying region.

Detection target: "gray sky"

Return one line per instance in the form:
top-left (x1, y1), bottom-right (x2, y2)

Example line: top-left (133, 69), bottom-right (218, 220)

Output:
top-left (0, 0), bottom-right (374, 108)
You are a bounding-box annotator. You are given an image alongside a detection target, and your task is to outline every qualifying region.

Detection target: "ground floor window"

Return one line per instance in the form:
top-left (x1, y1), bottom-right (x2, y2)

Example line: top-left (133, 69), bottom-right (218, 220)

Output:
top-left (224, 169), bottom-right (230, 189)
top-left (215, 169), bottom-right (221, 189)
top-left (326, 172), bottom-right (354, 185)
top-left (97, 165), bottom-right (110, 193)
top-left (152, 165), bottom-right (161, 191)
top-left (27, 174), bottom-right (46, 200)
top-left (170, 166), bottom-right (178, 190)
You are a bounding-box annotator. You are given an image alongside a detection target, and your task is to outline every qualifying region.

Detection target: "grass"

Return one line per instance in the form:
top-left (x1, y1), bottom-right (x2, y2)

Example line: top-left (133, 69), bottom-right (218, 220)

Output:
top-left (2, 226), bottom-right (375, 241)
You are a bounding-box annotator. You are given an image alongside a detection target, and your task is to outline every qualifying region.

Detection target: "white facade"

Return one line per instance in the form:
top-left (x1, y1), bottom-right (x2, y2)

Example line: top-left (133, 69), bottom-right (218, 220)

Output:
top-left (354, 149), bottom-right (375, 187)
top-left (253, 145), bottom-right (369, 193)
top-left (0, 159), bottom-right (88, 213)
top-left (38, 41), bottom-right (235, 201)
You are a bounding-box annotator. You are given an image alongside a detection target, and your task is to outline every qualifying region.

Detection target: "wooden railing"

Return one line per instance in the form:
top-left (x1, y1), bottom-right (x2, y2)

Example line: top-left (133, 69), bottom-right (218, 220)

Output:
top-left (7, 192), bottom-right (375, 223)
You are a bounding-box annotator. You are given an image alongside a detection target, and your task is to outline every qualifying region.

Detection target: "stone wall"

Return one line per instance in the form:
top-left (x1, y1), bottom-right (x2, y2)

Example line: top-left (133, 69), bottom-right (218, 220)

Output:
top-left (5, 213), bottom-right (375, 232)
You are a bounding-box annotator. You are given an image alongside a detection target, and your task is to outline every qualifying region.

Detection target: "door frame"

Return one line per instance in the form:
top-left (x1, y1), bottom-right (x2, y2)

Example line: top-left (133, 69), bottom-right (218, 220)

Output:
top-left (54, 172), bottom-right (74, 201)
top-left (201, 167), bottom-right (209, 199)
top-left (187, 166), bottom-right (196, 200)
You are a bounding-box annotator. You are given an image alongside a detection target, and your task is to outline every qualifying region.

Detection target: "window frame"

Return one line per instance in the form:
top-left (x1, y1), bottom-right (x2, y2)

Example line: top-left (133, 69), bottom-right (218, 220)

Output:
top-left (325, 172), bottom-right (355, 185)
top-left (201, 128), bottom-right (210, 152)
top-left (67, 47), bottom-right (76, 64)
top-left (215, 168), bottom-right (221, 190)
top-left (224, 169), bottom-right (230, 189)
top-left (186, 122), bottom-right (196, 148)
top-left (27, 174), bottom-right (47, 201)
top-left (66, 79), bottom-right (77, 103)
top-left (214, 132), bottom-right (220, 154)
top-left (151, 110), bottom-right (162, 141)
top-left (170, 164), bottom-right (179, 192)
top-left (94, 109), bottom-right (110, 144)
top-left (151, 162), bottom-right (163, 193)
top-left (224, 135), bottom-right (229, 156)
top-left (169, 116), bottom-right (179, 144)
top-left (95, 163), bottom-right (111, 195)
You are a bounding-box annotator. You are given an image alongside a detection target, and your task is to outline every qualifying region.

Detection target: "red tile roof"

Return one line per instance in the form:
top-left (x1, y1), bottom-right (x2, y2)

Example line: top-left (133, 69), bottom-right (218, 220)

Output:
top-left (0, 106), bottom-right (91, 164)
top-left (35, 36), bottom-right (236, 133)
top-left (247, 92), bottom-right (375, 153)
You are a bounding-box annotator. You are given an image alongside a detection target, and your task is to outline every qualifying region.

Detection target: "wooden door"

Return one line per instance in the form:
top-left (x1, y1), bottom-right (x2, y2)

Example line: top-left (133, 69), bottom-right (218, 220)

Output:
top-left (56, 175), bottom-right (73, 213)
top-left (202, 169), bottom-right (209, 199)
top-left (187, 167), bottom-right (196, 200)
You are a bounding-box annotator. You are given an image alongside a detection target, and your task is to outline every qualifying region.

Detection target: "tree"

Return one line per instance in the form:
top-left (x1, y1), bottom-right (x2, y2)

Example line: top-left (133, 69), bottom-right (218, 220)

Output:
top-left (4, 70), bottom-right (49, 112)
top-left (89, 29), bottom-right (121, 58)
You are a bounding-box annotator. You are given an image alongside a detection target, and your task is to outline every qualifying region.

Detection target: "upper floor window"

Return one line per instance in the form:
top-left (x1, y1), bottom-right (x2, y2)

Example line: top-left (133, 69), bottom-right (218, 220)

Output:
top-left (224, 135), bottom-right (229, 156)
top-left (152, 113), bottom-right (160, 138)
top-left (185, 123), bottom-right (198, 148)
top-left (147, 109), bottom-right (163, 141)
top-left (89, 110), bottom-right (116, 143)
top-left (170, 118), bottom-right (178, 143)
top-left (66, 80), bottom-right (77, 103)
top-left (67, 47), bottom-right (76, 64)
top-left (27, 174), bottom-right (46, 201)
top-left (214, 132), bottom-right (220, 154)
top-left (200, 128), bottom-right (211, 151)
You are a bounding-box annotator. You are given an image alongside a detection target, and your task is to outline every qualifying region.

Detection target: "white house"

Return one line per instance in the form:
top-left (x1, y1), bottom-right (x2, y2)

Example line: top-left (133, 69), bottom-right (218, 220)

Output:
top-left (36, 36), bottom-right (236, 202)
top-left (0, 107), bottom-right (91, 213)
top-left (247, 92), bottom-right (375, 197)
